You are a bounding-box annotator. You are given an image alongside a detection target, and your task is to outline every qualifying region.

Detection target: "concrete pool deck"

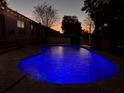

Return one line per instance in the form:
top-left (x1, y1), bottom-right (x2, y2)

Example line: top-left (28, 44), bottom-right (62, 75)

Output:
top-left (0, 46), bottom-right (124, 93)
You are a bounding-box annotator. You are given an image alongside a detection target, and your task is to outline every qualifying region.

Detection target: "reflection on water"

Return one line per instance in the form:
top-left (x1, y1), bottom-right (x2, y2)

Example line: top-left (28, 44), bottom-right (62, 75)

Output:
top-left (19, 46), bottom-right (119, 84)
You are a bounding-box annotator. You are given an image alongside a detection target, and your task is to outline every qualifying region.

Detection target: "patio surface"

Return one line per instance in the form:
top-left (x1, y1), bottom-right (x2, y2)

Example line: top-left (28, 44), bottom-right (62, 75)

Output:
top-left (0, 46), bottom-right (124, 93)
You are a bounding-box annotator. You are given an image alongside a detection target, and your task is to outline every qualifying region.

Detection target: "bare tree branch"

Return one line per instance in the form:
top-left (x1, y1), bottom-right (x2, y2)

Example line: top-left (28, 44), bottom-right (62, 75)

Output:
top-left (33, 2), bottom-right (58, 27)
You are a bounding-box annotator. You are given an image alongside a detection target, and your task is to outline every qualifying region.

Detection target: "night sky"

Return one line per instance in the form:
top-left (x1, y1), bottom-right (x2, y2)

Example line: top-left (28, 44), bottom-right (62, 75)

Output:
top-left (8, 0), bottom-right (87, 21)
top-left (7, 0), bottom-right (88, 31)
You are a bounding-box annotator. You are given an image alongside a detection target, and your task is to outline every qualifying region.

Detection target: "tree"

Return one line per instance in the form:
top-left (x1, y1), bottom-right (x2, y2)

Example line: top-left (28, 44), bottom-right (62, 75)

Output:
top-left (33, 2), bottom-right (58, 27)
top-left (82, 17), bottom-right (95, 46)
top-left (82, 17), bottom-right (95, 34)
top-left (0, 0), bottom-right (7, 6)
top-left (82, 0), bottom-right (110, 49)
top-left (61, 15), bottom-right (82, 45)
top-left (82, 0), bottom-right (110, 35)
top-left (62, 15), bottom-right (82, 36)
top-left (82, 0), bottom-right (124, 49)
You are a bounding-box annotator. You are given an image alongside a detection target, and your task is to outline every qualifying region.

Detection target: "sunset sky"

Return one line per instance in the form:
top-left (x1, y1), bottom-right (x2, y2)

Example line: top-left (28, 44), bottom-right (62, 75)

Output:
top-left (7, 0), bottom-right (89, 32)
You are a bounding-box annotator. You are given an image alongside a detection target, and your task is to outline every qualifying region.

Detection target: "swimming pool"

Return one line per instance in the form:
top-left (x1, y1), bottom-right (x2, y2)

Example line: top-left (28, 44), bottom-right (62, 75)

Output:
top-left (19, 46), bottom-right (119, 84)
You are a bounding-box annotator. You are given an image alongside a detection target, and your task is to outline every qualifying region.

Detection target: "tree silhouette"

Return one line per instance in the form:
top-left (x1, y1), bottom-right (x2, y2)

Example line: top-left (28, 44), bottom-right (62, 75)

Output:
top-left (62, 16), bottom-right (82, 45)
top-left (82, 0), bottom-right (124, 49)
top-left (33, 2), bottom-right (58, 27)
top-left (62, 16), bottom-right (81, 36)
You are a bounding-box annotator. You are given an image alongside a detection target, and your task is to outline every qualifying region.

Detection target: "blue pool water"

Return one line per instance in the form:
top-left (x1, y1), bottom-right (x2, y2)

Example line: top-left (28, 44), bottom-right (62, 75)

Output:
top-left (19, 46), bottom-right (119, 84)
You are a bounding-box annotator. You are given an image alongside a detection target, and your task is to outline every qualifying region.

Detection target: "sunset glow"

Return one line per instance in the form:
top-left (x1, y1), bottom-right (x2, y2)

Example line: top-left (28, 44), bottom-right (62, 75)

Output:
top-left (52, 22), bottom-right (95, 34)
top-left (81, 23), bottom-right (95, 34)
top-left (51, 23), bottom-right (63, 33)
